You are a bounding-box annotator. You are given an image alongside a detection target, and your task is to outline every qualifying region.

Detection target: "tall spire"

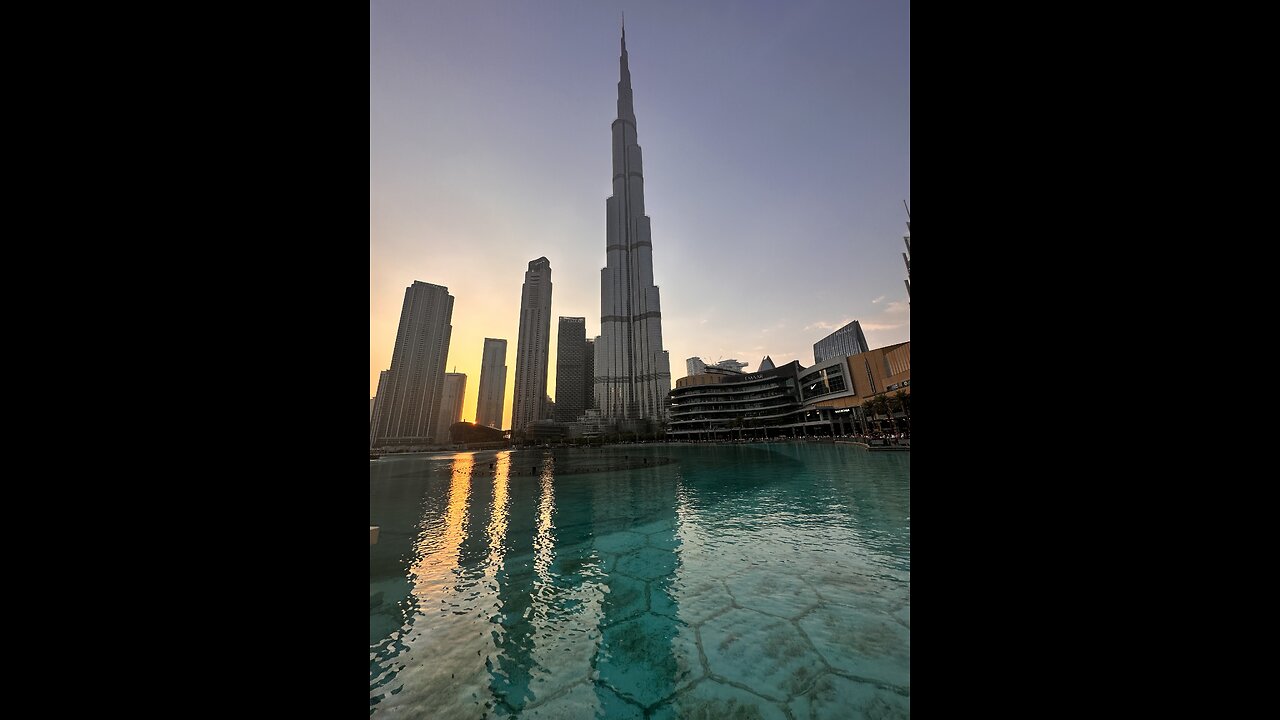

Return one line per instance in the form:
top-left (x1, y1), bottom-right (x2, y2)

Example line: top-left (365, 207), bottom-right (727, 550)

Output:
top-left (598, 22), bottom-right (671, 425)
top-left (617, 21), bottom-right (634, 123)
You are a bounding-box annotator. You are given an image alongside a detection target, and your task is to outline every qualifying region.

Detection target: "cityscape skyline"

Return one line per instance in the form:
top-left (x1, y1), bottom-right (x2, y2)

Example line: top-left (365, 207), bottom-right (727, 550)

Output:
top-left (371, 1), bottom-right (909, 429)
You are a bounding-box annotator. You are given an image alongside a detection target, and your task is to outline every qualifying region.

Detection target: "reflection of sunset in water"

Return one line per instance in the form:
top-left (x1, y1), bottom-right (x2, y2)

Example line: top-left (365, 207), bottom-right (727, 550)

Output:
top-left (409, 454), bottom-right (473, 597)
top-left (486, 451), bottom-right (511, 573)
top-left (371, 445), bottom-right (910, 718)
top-left (534, 462), bottom-right (556, 584)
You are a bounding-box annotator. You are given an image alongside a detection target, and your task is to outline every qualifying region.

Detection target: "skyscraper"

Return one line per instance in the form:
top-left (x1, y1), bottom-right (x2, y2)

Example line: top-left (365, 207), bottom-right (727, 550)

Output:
top-left (596, 26), bottom-right (672, 423)
top-left (813, 320), bottom-right (870, 364)
top-left (369, 369), bottom-right (390, 447)
top-left (476, 338), bottom-right (508, 429)
top-left (583, 338), bottom-right (595, 411)
top-left (554, 317), bottom-right (587, 422)
top-left (903, 206), bottom-right (911, 303)
top-left (512, 257), bottom-right (553, 432)
top-left (370, 281), bottom-right (454, 447)
top-left (435, 372), bottom-right (467, 443)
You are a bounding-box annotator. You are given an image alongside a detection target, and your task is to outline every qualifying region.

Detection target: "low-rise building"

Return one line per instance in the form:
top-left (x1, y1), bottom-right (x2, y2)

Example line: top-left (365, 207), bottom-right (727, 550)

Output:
top-left (667, 342), bottom-right (911, 440)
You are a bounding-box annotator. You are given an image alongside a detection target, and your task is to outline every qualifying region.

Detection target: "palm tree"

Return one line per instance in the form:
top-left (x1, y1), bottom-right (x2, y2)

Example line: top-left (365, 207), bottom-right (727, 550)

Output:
top-left (879, 393), bottom-right (900, 439)
top-left (864, 396), bottom-right (881, 436)
top-left (892, 389), bottom-right (909, 418)
top-left (892, 389), bottom-right (910, 436)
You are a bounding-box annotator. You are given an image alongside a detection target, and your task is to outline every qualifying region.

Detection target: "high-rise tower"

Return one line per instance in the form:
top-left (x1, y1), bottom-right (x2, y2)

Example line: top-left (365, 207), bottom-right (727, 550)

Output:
top-left (370, 281), bottom-right (454, 448)
top-left (596, 25), bottom-right (671, 424)
top-left (554, 317), bottom-right (587, 422)
top-left (813, 320), bottom-right (870, 364)
top-left (903, 202), bottom-right (911, 303)
top-left (476, 338), bottom-right (508, 429)
top-left (434, 372), bottom-right (467, 443)
top-left (512, 257), bottom-right (553, 432)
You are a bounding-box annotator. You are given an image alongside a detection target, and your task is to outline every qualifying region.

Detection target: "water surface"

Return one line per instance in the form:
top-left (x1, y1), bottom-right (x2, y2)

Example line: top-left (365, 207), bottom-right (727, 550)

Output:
top-left (370, 443), bottom-right (910, 718)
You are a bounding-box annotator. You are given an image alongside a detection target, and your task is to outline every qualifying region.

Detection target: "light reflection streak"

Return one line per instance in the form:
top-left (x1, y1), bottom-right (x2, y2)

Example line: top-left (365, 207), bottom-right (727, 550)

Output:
top-left (533, 459), bottom-right (556, 583)
top-left (486, 451), bottom-right (511, 573)
top-left (409, 454), bottom-right (474, 598)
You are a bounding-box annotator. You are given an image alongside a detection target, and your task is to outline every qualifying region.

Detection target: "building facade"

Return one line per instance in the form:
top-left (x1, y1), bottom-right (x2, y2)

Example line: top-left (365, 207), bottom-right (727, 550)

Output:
top-left (434, 372), bottom-right (467, 443)
top-left (669, 362), bottom-right (807, 440)
top-left (668, 342), bottom-right (911, 440)
top-left (369, 369), bottom-right (390, 447)
top-left (512, 257), bottom-right (553, 432)
top-left (583, 338), bottom-right (595, 411)
top-left (813, 320), bottom-right (870, 364)
top-left (903, 217), bottom-right (911, 302)
top-left (595, 27), bottom-right (672, 424)
top-left (554, 317), bottom-right (587, 422)
top-left (476, 338), bottom-right (508, 429)
top-left (370, 281), bottom-right (454, 448)
top-left (686, 357), bottom-right (707, 377)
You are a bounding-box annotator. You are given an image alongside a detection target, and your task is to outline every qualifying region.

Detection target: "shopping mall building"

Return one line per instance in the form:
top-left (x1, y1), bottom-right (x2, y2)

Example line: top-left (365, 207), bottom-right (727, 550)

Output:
top-left (667, 342), bottom-right (910, 440)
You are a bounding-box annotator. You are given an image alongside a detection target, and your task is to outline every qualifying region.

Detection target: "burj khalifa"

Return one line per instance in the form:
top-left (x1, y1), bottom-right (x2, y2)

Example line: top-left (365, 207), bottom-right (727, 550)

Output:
top-left (595, 25), bottom-right (672, 424)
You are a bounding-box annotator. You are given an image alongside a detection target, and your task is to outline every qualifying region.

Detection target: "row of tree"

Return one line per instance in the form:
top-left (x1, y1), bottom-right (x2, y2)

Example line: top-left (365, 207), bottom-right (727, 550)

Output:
top-left (860, 389), bottom-right (911, 436)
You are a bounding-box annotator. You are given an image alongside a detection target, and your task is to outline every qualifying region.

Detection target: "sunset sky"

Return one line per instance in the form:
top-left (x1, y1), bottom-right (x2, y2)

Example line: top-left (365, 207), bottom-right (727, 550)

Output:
top-left (370, 0), bottom-right (910, 429)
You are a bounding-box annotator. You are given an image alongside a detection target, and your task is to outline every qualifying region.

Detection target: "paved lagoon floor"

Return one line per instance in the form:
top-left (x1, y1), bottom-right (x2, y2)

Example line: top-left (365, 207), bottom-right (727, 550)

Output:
top-left (370, 443), bottom-right (909, 718)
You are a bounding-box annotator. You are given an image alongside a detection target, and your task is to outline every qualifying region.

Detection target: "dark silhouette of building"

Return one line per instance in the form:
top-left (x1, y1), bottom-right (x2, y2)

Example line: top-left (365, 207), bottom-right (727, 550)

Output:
top-left (555, 317), bottom-right (587, 422)
top-left (370, 281), bottom-right (454, 448)
top-left (513, 258), bottom-right (553, 431)
top-left (583, 338), bottom-right (595, 411)
top-left (477, 338), bottom-right (508, 429)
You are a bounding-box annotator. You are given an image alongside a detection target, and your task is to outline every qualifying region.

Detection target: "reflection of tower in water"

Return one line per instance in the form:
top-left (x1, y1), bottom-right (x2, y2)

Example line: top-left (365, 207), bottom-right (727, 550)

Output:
top-left (370, 450), bottom-right (693, 715)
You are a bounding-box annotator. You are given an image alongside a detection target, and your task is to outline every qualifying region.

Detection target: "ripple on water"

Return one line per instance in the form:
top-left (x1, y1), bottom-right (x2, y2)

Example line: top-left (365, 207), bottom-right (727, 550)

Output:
top-left (369, 444), bottom-right (909, 715)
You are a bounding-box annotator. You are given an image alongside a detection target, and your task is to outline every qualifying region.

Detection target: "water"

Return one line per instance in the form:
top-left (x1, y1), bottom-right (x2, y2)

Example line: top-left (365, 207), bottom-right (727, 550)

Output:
top-left (370, 443), bottom-right (910, 718)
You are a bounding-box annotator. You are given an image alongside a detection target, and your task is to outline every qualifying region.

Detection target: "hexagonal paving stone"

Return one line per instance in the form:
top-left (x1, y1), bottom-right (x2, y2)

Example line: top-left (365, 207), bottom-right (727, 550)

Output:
top-left (371, 632), bottom-right (497, 717)
top-left (491, 681), bottom-right (642, 719)
top-left (596, 553), bottom-right (618, 574)
top-left (647, 529), bottom-right (683, 550)
top-left (700, 607), bottom-right (826, 701)
top-left (594, 530), bottom-right (648, 555)
top-left (631, 517), bottom-right (676, 535)
top-left (649, 678), bottom-right (788, 720)
top-left (597, 573), bottom-right (647, 625)
top-left (787, 673), bottom-right (910, 720)
top-left (616, 546), bottom-right (680, 582)
top-left (596, 613), bottom-right (703, 707)
top-left (674, 545), bottom-right (746, 580)
top-left (797, 606), bottom-right (909, 690)
top-left (807, 568), bottom-right (908, 616)
top-left (725, 568), bottom-right (821, 619)
top-left (551, 547), bottom-right (608, 583)
top-left (649, 574), bottom-right (734, 625)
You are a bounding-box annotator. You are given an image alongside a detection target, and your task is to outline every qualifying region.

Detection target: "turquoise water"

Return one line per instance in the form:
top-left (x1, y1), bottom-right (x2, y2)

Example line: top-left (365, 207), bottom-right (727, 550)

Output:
top-left (370, 443), bottom-right (910, 718)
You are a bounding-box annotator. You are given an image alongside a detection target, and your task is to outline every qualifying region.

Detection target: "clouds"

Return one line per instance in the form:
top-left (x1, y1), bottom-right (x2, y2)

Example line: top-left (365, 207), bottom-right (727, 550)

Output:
top-left (803, 317), bottom-right (854, 332)
top-left (871, 295), bottom-right (886, 304)
top-left (860, 322), bottom-right (902, 332)
top-left (885, 301), bottom-right (908, 314)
